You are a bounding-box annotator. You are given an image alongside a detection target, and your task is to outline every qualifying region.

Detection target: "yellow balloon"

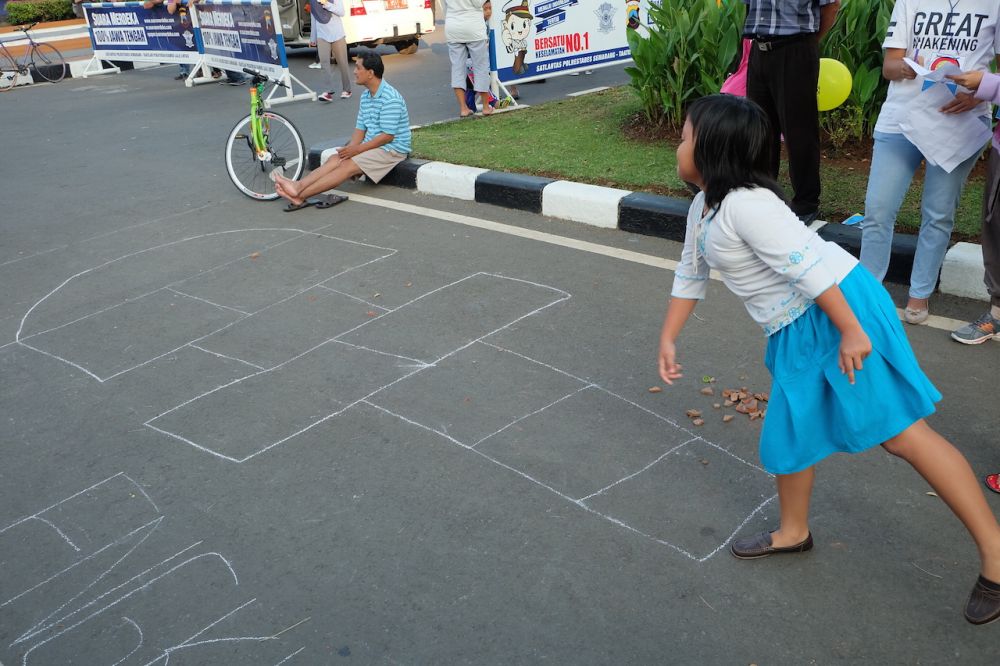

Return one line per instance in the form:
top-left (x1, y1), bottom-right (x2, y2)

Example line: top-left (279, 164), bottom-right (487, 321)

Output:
top-left (817, 58), bottom-right (852, 111)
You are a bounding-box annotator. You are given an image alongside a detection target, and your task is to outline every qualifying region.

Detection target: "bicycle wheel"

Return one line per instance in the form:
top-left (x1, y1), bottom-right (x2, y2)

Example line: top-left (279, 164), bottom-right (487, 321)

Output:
top-left (0, 52), bottom-right (20, 92)
top-left (30, 43), bottom-right (66, 83)
top-left (225, 112), bottom-right (305, 201)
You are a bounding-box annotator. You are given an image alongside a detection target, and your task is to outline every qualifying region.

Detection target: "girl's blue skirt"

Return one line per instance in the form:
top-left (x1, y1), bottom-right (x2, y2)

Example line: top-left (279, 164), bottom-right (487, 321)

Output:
top-left (761, 265), bottom-right (941, 475)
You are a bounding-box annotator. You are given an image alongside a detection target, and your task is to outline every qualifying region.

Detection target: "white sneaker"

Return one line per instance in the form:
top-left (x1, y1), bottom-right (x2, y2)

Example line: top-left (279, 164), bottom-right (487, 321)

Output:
top-left (308, 62), bottom-right (322, 69)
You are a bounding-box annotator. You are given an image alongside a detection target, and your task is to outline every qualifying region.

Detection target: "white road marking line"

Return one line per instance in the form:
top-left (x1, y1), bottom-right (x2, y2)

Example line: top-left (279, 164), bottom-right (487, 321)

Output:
top-left (567, 86), bottom-right (609, 97)
top-left (337, 190), bottom-right (987, 337)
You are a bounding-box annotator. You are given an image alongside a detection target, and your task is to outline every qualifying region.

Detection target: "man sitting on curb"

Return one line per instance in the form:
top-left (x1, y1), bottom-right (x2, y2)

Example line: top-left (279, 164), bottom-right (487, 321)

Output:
top-left (275, 51), bottom-right (411, 211)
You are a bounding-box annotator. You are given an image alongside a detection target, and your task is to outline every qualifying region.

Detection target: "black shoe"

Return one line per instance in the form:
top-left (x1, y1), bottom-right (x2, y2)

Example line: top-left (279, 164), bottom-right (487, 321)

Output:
top-left (731, 530), bottom-right (813, 559)
top-left (965, 575), bottom-right (1000, 625)
top-left (796, 210), bottom-right (819, 225)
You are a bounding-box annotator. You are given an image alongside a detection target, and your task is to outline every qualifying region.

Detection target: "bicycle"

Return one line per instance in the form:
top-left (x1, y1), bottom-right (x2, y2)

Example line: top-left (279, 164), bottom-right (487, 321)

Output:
top-left (0, 22), bottom-right (67, 92)
top-left (224, 68), bottom-right (306, 200)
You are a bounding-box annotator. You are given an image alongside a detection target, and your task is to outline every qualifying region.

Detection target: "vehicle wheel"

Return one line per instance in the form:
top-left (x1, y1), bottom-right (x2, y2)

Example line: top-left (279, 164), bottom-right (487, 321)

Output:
top-left (31, 43), bottom-right (67, 83)
top-left (225, 112), bottom-right (305, 200)
top-left (393, 39), bottom-right (419, 55)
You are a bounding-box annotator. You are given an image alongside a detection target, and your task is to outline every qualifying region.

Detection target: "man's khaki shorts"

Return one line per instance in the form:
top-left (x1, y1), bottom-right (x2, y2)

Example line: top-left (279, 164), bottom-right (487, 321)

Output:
top-left (350, 148), bottom-right (407, 183)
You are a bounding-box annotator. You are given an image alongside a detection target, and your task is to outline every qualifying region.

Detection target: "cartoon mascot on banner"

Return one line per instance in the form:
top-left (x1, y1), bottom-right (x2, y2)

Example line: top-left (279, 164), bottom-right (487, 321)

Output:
top-left (625, 0), bottom-right (641, 29)
top-left (502, 0), bottom-right (533, 76)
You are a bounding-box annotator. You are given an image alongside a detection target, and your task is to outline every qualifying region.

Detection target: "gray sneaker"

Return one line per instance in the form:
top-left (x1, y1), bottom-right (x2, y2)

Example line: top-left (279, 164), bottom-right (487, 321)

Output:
top-left (951, 311), bottom-right (1000, 345)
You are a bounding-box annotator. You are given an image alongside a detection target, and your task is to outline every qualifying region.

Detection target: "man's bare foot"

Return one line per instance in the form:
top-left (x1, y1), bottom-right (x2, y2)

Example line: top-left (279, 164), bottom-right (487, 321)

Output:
top-left (481, 106), bottom-right (494, 116)
top-left (274, 180), bottom-right (304, 206)
top-left (459, 107), bottom-right (474, 118)
top-left (275, 174), bottom-right (300, 194)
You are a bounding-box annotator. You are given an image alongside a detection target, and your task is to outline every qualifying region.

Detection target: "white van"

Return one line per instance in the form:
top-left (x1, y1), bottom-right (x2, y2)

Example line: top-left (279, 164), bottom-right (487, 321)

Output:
top-left (278, 0), bottom-right (435, 54)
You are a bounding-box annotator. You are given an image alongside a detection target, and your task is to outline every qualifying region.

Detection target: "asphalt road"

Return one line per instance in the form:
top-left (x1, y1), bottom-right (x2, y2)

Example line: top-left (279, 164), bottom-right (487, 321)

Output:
top-left (2, 29), bottom-right (1000, 665)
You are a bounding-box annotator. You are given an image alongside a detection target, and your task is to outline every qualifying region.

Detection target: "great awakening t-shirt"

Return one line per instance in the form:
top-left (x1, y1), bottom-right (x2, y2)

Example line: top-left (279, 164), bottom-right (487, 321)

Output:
top-left (876, 0), bottom-right (1000, 134)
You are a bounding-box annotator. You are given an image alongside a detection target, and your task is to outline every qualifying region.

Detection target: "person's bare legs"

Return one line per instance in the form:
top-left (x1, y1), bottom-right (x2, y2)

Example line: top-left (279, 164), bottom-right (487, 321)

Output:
top-left (274, 154), bottom-right (362, 205)
top-left (454, 88), bottom-right (473, 117)
top-left (479, 91), bottom-right (494, 115)
top-left (883, 419), bottom-right (1000, 581)
top-left (769, 466), bottom-right (815, 547)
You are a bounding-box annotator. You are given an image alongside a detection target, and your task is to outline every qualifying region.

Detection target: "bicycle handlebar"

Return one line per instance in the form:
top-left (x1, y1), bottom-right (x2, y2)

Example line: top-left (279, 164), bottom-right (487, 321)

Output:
top-left (242, 67), bottom-right (289, 88)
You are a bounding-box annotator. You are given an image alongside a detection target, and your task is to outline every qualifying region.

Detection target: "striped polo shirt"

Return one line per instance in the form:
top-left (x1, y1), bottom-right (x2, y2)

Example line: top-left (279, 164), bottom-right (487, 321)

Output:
top-left (355, 80), bottom-right (412, 155)
top-left (743, 0), bottom-right (838, 37)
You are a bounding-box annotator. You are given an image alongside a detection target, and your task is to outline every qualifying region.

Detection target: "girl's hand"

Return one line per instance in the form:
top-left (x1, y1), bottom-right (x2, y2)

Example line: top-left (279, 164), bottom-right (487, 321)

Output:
top-left (941, 91), bottom-right (980, 114)
top-left (658, 339), bottom-right (683, 385)
top-left (947, 70), bottom-right (984, 91)
top-left (839, 328), bottom-right (871, 385)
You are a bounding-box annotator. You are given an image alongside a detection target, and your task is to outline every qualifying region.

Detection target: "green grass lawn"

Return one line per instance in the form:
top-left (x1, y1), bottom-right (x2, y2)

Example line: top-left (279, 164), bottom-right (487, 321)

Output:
top-left (412, 87), bottom-right (984, 240)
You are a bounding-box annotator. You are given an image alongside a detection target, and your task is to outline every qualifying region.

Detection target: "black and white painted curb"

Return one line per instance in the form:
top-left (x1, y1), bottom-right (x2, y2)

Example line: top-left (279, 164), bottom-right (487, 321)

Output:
top-left (311, 142), bottom-right (989, 300)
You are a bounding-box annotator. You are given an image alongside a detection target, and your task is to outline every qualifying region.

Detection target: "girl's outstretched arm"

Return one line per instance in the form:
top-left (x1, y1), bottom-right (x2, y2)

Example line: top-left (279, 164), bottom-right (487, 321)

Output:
top-left (658, 297), bottom-right (697, 385)
top-left (814, 285), bottom-right (872, 385)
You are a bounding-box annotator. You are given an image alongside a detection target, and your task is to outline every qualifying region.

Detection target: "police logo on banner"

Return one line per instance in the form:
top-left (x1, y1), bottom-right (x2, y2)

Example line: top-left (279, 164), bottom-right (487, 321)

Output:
top-left (595, 2), bottom-right (614, 33)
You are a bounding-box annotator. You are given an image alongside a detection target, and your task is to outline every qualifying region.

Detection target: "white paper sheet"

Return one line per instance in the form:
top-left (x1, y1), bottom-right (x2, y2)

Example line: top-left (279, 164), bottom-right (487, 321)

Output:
top-left (903, 57), bottom-right (932, 77)
top-left (899, 83), bottom-right (991, 173)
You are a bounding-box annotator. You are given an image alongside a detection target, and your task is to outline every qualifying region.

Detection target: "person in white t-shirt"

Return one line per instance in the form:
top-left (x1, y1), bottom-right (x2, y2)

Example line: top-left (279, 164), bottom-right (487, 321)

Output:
top-left (661, 94), bottom-right (1000, 626)
top-left (446, 0), bottom-right (493, 117)
top-left (860, 0), bottom-right (1000, 324)
top-left (312, 0), bottom-right (352, 102)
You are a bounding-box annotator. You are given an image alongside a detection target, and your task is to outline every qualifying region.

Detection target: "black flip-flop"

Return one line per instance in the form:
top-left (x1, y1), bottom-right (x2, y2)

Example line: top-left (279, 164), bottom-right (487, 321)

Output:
top-left (314, 194), bottom-right (348, 209)
top-left (282, 199), bottom-right (317, 212)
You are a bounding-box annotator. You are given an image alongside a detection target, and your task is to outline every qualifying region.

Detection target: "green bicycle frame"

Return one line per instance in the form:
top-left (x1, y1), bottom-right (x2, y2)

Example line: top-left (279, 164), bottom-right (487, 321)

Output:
top-left (249, 81), bottom-right (269, 155)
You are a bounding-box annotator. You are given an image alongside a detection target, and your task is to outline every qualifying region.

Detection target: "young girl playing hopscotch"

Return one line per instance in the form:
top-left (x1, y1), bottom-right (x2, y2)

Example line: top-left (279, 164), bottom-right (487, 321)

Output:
top-left (658, 94), bottom-right (1000, 625)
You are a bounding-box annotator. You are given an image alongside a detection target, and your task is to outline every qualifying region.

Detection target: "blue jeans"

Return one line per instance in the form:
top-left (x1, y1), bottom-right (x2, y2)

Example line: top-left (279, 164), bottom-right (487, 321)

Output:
top-left (860, 130), bottom-right (980, 299)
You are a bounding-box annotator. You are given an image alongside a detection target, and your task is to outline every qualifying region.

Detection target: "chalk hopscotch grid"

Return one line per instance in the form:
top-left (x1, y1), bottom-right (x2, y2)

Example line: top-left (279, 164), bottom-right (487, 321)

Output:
top-left (315, 285), bottom-right (392, 312)
top-left (140, 266), bottom-right (772, 560)
top-left (366, 340), bottom-right (777, 563)
top-left (14, 235), bottom-right (773, 562)
top-left (2, 473), bottom-right (307, 664)
top-left (144, 272), bottom-right (572, 463)
top-left (15, 229), bottom-right (397, 383)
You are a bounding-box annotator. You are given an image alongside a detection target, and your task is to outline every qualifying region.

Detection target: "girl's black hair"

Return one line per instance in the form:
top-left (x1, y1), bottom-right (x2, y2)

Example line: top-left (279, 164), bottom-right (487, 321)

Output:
top-left (685, 94), bottom-right (787, 210)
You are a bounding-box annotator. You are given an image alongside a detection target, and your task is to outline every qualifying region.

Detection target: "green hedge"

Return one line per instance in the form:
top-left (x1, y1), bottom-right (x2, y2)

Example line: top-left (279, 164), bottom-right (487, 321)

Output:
top-left (5, 0), bottom-right (75, 25)
top-left (625, 0), bottom-right (744, 129)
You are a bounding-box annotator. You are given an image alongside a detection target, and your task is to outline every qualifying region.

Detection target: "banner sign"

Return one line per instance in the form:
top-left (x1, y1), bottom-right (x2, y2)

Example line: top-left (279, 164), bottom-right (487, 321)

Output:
top-left (81, 0), bottom-right (312, 103)
top-left (196, 0), bottom-right (287, 79)
top-left (83, 2), bottom-right (200, 63)
top-left (490, 0), bottom-right (653, 83)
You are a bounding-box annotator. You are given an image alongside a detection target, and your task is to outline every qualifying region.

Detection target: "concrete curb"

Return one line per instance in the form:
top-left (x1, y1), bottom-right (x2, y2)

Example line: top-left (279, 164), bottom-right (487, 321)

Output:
top-left (7, 57), bottom-right (161, 87)
top-left (305, 145), bottom-right (990, 300)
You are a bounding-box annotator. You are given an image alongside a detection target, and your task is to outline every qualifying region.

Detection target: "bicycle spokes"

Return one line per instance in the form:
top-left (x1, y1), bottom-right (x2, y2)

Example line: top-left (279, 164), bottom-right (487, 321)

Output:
top-left (225, 112), bottom-right (305, 200)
